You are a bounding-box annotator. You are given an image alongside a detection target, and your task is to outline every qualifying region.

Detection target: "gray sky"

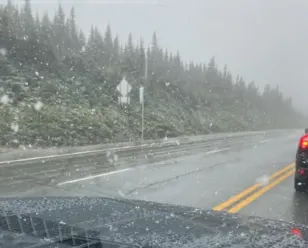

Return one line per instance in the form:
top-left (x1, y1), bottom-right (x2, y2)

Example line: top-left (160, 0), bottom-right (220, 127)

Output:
top-left (4, 0), bottom-right (308, 111)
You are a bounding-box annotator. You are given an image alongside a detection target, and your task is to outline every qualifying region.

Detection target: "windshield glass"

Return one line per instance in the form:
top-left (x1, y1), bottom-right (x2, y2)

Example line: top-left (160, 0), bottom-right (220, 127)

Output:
top-left (1, 0), bottom-right (308, 247)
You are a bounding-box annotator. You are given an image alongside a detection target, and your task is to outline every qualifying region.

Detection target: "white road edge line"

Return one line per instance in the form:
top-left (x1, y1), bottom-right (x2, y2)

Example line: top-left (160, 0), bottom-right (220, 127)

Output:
top-left (0, 144), bottom-right (149, 165)
top-left (57, 168), bottom-right (132, 186)
top-left (58, 147), bottom-right (231, 186)
top-left (206, 148), bottom-right (230, 154)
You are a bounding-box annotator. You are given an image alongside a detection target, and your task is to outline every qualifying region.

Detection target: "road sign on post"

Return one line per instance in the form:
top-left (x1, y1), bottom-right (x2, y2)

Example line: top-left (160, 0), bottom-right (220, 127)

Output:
top-left (117, 77), bottom-right (132, 105)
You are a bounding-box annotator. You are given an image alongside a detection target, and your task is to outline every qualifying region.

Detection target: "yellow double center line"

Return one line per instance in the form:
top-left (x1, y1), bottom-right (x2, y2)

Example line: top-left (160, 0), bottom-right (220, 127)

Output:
top-left (213, 162), bottom-right (295, 213)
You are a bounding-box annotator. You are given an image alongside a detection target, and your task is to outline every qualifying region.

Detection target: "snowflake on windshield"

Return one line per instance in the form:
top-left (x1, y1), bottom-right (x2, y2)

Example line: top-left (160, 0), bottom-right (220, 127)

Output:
top-left (256, 175), bottom-right (270, 186)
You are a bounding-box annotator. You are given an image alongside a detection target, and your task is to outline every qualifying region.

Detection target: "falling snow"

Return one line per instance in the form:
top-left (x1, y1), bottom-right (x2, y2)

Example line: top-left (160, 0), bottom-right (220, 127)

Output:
top-left (34, 101), bottom-right (44, 111)
top-left (10, 122), bottom-right (19, 133)
top-left (113, 154), bottom-right (118, 162)
top-left (0, 48), bottom-right (7, 56)
top-left (0, 95), bottom-right (10, 105)
top-left (0, 4), bottom-right (305, 245)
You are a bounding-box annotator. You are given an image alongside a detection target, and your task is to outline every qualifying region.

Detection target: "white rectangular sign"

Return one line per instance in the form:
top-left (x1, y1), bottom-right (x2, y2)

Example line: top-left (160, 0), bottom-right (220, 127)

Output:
top-left (118, 96), bottom-right (130, 105)
top-left (139, 86), bottom-right (144, 104)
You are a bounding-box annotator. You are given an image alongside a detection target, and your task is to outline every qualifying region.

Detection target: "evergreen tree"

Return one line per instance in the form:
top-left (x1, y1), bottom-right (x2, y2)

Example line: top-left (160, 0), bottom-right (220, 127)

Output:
top-left (103, 24), bottom-right (113, 66)
top-left (69, 7), bottom-right (79, 52)
top-left (112, 35), bottom-right (120, 65)
top-left (22, 0), bottom-right (36, 39)
top-left (40, 12), bottom-right (52, 46)
top-left (53, 4), bottom-right (66, 56)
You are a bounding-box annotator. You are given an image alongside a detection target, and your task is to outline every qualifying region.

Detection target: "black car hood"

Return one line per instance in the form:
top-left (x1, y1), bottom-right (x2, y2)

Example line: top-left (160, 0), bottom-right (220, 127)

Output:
top-left (0, 196), bottom-right (307, 247)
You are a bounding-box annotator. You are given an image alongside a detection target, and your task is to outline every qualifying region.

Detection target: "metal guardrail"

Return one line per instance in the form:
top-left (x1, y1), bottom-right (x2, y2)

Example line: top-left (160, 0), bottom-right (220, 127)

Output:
top-left (0, 129), bottom-right (296, 176)
top-left (0, 129), bottom-right (297, 164)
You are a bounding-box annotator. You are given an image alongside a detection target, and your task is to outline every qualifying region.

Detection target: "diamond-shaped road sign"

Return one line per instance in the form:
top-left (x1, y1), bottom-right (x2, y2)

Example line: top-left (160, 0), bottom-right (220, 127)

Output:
top-left (117, 77), bottom-right (132, 97)
top-left (117, 77), bottom-right (132, 105)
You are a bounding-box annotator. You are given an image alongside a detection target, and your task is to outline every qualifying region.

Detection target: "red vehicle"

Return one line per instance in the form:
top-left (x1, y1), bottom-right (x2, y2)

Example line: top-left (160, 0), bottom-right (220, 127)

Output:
top-left (294, 129), bottom-right (308, 191)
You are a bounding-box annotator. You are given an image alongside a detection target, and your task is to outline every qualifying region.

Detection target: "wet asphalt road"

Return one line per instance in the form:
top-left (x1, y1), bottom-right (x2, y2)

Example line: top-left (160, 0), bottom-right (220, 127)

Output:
top-left (4, 130), bottom-right (308, 228)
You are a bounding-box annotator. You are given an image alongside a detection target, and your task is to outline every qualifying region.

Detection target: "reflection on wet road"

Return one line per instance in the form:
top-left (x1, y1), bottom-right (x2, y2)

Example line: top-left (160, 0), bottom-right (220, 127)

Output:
top-left (7, 130), bottom-right (308, 228)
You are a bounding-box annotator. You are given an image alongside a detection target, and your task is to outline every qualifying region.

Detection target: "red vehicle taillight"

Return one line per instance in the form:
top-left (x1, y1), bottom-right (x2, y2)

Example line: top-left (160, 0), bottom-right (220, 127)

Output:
top-left (299, 135), bottom-right (308, 149)
top-left (291, 228), bottom-right (303, 239)
top-left (298, 169), bottom-right (305, 175)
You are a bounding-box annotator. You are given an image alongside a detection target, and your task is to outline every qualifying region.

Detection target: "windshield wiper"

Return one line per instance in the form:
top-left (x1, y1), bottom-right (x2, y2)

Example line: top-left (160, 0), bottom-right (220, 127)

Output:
top-left (0, 212), bottom-right (143, 248)
top-left (27, 235), bottom-right (142, 248)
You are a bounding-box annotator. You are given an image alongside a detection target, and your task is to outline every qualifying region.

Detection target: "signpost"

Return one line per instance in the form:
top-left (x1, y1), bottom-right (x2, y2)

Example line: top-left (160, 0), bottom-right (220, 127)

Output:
top-left (116, 51), bottom-right (147, 144)
top-left (140, 86), bottom-right (144, 143)
top-left (116, 77), bottom-right (132, 105)
top-left (140, 51), bottom-right (148, 144)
